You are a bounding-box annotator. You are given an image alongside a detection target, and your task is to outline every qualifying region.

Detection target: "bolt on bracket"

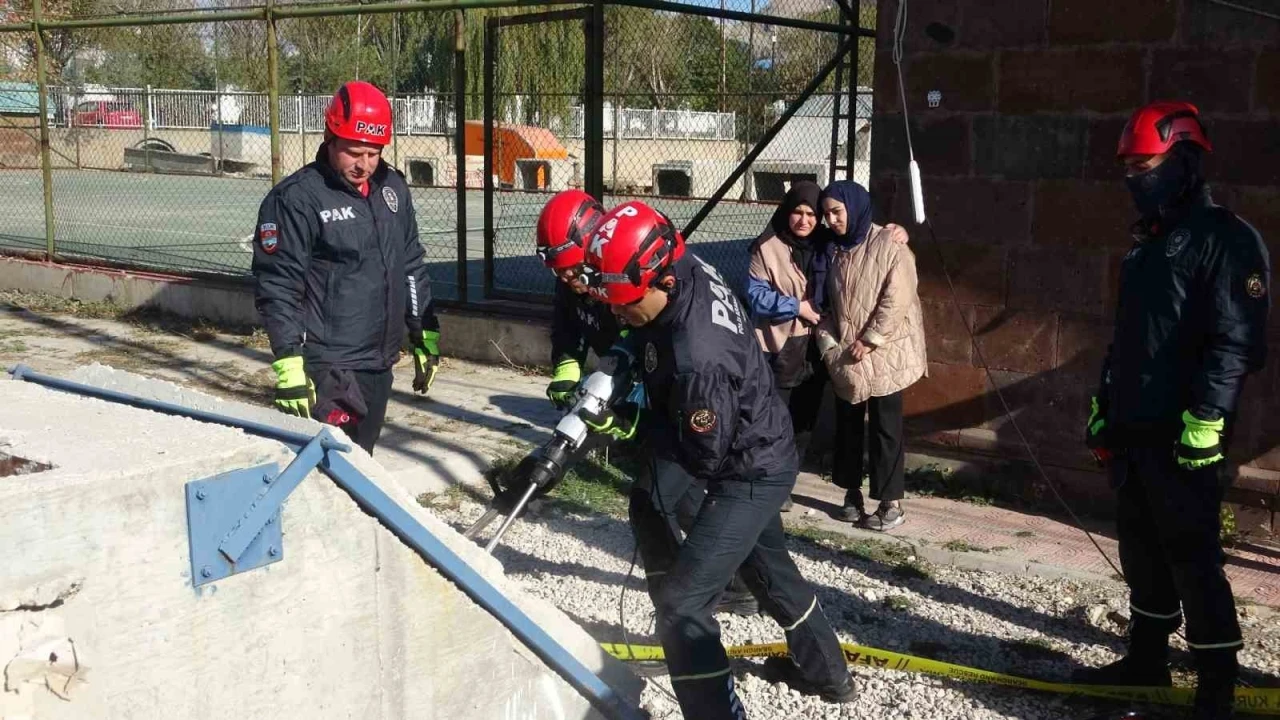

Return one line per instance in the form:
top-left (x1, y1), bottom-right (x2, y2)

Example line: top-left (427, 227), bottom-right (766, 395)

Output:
top-left (184, 429), bottom-right (349, 588)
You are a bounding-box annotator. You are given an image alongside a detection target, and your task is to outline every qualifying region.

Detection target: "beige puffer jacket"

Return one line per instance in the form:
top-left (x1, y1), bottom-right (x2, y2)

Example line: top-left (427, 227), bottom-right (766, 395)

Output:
top-left (819, 223), bottom-right (928, 405)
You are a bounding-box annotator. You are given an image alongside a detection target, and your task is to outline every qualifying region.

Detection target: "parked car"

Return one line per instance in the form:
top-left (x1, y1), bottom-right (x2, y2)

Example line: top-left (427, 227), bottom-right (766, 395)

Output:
top-left (73, 100), bottom-right (142, 128)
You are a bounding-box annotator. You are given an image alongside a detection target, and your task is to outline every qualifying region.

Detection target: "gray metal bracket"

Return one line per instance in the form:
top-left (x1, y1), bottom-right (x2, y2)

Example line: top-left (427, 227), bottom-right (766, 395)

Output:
top-left (184, 429), bottom-right (350, 588)
top-left (186, 462), bottom-right (284, 587)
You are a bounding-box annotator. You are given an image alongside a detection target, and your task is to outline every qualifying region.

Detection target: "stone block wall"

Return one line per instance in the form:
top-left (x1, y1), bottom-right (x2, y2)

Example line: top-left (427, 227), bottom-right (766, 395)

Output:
top-left (869, 0), bottom-right (1279, 510)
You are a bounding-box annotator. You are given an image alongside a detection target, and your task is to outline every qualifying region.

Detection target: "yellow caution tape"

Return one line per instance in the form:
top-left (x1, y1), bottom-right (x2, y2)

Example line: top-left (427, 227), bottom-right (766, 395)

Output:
top-left (601, 641), bottom-right (1280, 715)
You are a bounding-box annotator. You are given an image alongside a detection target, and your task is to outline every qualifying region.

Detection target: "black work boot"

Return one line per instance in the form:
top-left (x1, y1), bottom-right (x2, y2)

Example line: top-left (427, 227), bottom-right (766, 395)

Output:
top-left (714, 576), bottom-right (761, 617)
top-left (761, 656), bottom-right (857, 703)
top-left (714, 590), bottom-right (760, 617)
top-left (1191, 649), bottom-right (1238, 720)
top-left (1072, 621), bottom-right (1173, 687)
top-left (837, 488), bottom-right (866, 523)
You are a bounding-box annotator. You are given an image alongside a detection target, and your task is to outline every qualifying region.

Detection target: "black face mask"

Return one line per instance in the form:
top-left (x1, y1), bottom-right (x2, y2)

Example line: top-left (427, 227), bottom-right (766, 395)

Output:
top-left (1124, 146), bottom-right (1200, 219)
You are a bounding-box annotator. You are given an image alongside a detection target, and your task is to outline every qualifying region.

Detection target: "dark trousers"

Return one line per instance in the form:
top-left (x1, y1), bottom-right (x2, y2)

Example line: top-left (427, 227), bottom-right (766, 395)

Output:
top-left (831, 391), bottom-right (905, 503)
top-left (630, 457), bottom-right (751, 596)
top-left (776, 359), bottom-right (828, 436)
top-left (632, 465), bottom-right (847, 720)
top-left (1113, 448), bottom-right (1241, 651)
top-left (313, 368), bottom-right (393, 455)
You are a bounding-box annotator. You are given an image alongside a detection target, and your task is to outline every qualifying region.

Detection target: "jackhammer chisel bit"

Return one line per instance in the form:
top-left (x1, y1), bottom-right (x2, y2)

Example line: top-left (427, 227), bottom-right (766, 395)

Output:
top-left (467, 357), bottom-right (634, 553)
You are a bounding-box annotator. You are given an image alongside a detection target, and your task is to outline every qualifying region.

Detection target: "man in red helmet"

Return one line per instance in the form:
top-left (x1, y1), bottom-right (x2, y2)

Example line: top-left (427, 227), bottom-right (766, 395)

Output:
top-left (536, 188), bottom-right (619, 409)
top-left (251, 80), bottom-right (442, 454)
top-left (1074, 102), bottom-right (1270, 719)
top-left (527, 188), bottom-right (761, 617)
top-left (579, 201), bottom-right (856, 719)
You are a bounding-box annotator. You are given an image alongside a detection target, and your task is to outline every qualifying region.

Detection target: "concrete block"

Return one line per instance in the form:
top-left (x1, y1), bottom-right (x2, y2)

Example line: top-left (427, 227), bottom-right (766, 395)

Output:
top-left (0, 365), bottom-right (639, 719)
top-left (6, 261), bottom-right (75, 298)
top-left (1007, 247), bottom-right (1106, 315)
top-left (957, 0), bottom-right (1048, 48)
top-left (0, 258), bottom-right (554, 369)
top-left (1205, 120), bottom-right (1280, 186)
top-left (971, 308), bottom-right (1058, 374)
top-left (972, 115), bottom-right (1088, 181)
top-left (914, 240), bottom-right (1007, 306)
top-left (1032, 181), bottom-right (1134, 252)
top-left (1148, 49), bottom-right (1255, 115)
top-left (902, 362), bottom-right (990, 430)
top-left (919, 298), bottom-right (974, 366)
top-left (889, 52), bottom-right (995, 114)
top-left (872, 114), bottom-right (972, 178)
top-left (1257, 51), bottom-right (1280, 113)
top-left (437, 309), bottom-right (553, 369)
top-left (1049, 0), bottom-right (1177, 44)
top-left (883, 176), bottom-right (1032, 246)
top-left (1083, 118), bottom-right (1131, 181)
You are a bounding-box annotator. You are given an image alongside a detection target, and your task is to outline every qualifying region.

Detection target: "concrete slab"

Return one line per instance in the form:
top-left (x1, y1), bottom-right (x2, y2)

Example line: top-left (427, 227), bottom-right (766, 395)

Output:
top-left (0, 365), bottom-right (641, 719)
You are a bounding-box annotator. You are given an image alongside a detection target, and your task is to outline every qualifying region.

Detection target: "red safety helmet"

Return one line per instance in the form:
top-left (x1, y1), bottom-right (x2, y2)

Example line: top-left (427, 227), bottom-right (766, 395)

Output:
top-left (1117, 101), bottom-right (1212, 158)
top-left (324, 80), bottom-right (393, 147)
top-left (582, 201), bottom-right (685, 305)
top-left (535, 189), bottom-right (605, 270)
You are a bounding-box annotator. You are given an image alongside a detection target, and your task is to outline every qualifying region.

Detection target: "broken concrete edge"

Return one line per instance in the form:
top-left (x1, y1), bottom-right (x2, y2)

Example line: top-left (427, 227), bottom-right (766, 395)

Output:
top-left (0, 255), bottom-right (558, 371)
top-left (5, 363), bottom-right (644, 712)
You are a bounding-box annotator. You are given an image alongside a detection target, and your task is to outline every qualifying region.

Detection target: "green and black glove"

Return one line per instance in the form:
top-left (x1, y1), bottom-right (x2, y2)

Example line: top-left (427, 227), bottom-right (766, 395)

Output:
top-left (412, 330), bottom-right (441, 395)
top-left (1178, 410), bottom-right (1225, 469)
top-left (1085, 396), bottom-right (1111, 459)
top-left (582, 401), bottom-right (640, 442)
top-left (546, 359), bottom-right (582, 410)
top-left (271, 355), bottom-right (315, 418)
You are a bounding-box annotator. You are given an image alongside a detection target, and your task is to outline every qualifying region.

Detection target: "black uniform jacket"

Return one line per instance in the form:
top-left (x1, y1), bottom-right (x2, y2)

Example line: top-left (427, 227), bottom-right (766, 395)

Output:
top-left (551, 281), bottom-right (623, 367)
top-left (633, 254), bottom-right (798, 481)
top-left (252, 145), bottom-right (439, 371)
top-left (1099, 189), bottom-right (1270, 446)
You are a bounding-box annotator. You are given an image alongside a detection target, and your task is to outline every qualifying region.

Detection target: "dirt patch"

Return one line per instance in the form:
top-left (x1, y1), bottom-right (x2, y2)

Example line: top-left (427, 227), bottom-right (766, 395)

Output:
top-left (0, 451), bottom-right (53, 477)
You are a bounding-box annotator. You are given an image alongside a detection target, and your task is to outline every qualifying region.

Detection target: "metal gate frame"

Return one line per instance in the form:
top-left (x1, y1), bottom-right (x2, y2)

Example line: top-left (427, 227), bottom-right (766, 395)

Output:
top-left (482, 5), bottom-right (601, 305)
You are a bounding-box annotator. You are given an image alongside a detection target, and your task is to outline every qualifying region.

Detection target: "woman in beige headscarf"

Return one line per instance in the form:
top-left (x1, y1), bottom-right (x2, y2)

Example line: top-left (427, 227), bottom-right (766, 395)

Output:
top-left (816, 181), bottom-right (927, 531)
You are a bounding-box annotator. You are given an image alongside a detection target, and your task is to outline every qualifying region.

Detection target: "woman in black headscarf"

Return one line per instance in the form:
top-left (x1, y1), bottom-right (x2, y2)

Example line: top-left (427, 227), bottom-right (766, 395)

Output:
top-left (746, 181), bottom-right (832, 460)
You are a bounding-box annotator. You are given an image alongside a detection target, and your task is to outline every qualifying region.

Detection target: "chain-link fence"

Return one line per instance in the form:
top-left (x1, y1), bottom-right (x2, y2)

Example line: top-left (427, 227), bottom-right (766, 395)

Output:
top-left (0, 0), bottom-right (874, 308)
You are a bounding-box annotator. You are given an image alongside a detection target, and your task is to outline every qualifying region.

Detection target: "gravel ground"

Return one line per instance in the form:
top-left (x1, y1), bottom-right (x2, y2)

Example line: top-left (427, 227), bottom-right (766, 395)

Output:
top-left (428, 494), bottom-right (1280, 720)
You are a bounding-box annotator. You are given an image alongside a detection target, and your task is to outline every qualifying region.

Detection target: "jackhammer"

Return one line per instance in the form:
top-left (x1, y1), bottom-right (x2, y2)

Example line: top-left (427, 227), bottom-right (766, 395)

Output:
top-left (465, 352), bottom-right (635, 553)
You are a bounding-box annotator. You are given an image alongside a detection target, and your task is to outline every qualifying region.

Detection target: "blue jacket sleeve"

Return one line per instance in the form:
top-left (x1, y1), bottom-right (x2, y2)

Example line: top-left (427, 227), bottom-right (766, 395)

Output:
top-left (745, 275), bottom-right (799, 322)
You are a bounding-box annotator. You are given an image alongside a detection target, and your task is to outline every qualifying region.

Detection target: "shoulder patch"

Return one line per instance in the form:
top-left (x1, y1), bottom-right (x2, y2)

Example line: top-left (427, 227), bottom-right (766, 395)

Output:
top-left (689, 408), bottom-right (717, 434)
top-left (1246, 273), bottom-right (1266, 299)
top-left (382, 186), bottom-right (399, 213)
top-left (1166, 229), bottom-right (1191, 258)
top-left (259, 222), bottom-right (279, 254)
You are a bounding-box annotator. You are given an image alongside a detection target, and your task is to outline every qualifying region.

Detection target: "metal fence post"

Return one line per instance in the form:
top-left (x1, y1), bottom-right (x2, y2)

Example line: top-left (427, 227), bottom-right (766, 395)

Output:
top-left (610, 96), bottom-right (618, 193)
top-left (214, 86), bottom-right (224, 175)
top-left (583, 0), bottom-right (604, 200)
top-left (483, 16), bottom-right (496, 298)
top-left (142, 84), bottom-right (152, 171)
top-left (454, 9), bottom-right (468, 303)
top-left (266, 0), bottom-right (282, 185)
top-left (33, 0), bottom-right (55, 261)
top-left (296, 91), bottom-right (304, 170)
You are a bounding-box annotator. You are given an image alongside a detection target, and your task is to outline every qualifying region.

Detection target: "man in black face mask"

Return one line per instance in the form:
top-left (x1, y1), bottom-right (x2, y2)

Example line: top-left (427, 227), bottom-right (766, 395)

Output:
top-left (1074, 102), bottom-right (1270, 720)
